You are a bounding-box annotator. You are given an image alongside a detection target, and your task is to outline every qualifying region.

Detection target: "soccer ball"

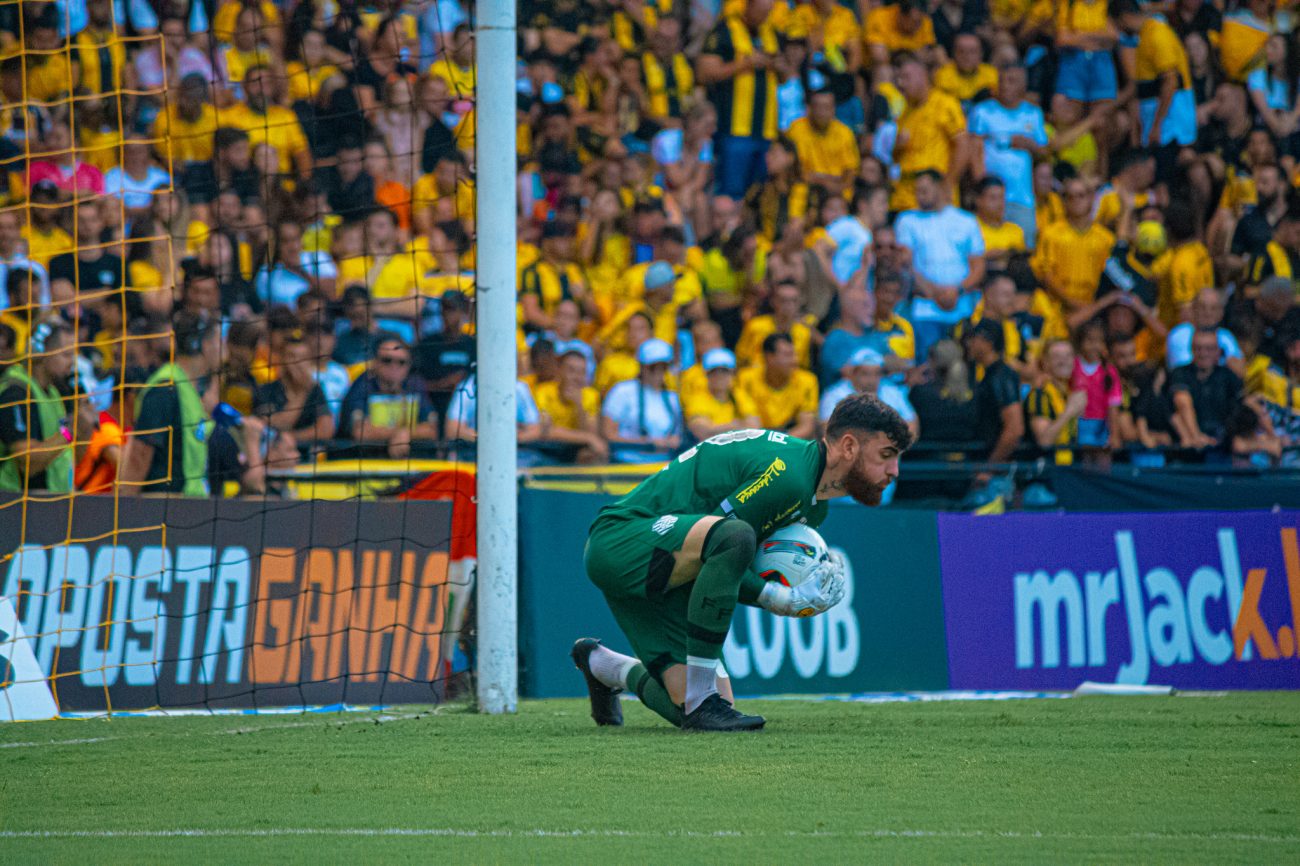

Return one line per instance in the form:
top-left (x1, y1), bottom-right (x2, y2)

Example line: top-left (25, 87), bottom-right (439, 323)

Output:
top-left (752, 525), bottom-right (830, 588)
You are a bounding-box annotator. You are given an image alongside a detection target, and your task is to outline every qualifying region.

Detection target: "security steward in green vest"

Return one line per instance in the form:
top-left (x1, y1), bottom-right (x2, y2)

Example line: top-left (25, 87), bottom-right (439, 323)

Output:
top-left (0, 320), bottom-right (94, 494)
top-left (119, 311), bottom-right (220, 496)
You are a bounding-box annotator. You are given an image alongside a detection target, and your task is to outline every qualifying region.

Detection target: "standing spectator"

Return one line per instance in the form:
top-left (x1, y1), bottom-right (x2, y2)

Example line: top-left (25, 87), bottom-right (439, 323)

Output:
top-left (1158, 199), bottom-right (1214, 328)
top-left (736, 332), bottom-right (818, 438)
top-left (601, 338), bottom-right (683, 462)
top-left (698, 0), bottom-right (780, 198)
top-left (1170, 328), bottom-right (1246, 449)
top-left (1113, 0), bottom-right (1197, 168)
top-left (891, 54), bottom-right (967, 211)
top-left (1032, 176), bottom-right (1115, 315)
top-left (962, 318), bottom-right (1024, 474)
top-left (1071, 320), bottom-right (1123, 456)
top-left (339, 336), bottom-right (440, 458)
top-left (894, 169), bottom-right (985, 300)
top-left (909, 339), bottom-right (977, 444)
top-left (786, 89), bottom-right (859, 199)
top-left (972, 177), bottom-right (1027, 272)
top-left (820, 282), bottom-right (874, 384)
top-left (969, 64), bottom-right (1048, 246)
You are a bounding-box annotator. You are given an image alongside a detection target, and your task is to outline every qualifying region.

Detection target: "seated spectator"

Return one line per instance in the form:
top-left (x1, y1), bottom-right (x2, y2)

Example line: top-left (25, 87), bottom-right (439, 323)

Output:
top-left (0, 210), bottom-right (50, 310)
top-left (414, 289), bottom-right (475, 426)
top-left (820, 282), bottom-right (875, 385)
top-left (601, 338), bottom-right (683, 463)
top-left (179, 127), bottom-right (260, 216)
top-left (1225, 401), bottom-right (1284, 466)
top-left (909, 340), bottom-right (978, 445)
top-left (1166, 288), bottom-right (1245, 377)
top-left (303, 322), bottom-right (351, 425)
top-left (253, 330), bottom-right (335, 448)
top-left (736, 333), bottom-right (819, 438)
top-left (678, 319), bottom-right (726, 402)
top-left (27, 121), bottom-right (104, 199)
top-left (1026, 340), bottom-right (1086, 465)
top-left (445, 367), bottom-right (545, 455)
top-left (338, 336), bottom-right (439, 458)
top-left (735, 280), bottom-right (815, 369)
top-left (103, 136), bottom-right (170, 216)
top-left (818, 348), bottom-right (919, 440)
top-left (255, 221), bottom-right (337, 309)
top-left (682, 348), bottom-right (760, 442)
top-left (596, 310), bottom-right (655, 395)
top-left (48, 204), bottom-right (125, 310)
top-left (962, 319), bottom-right (1024, 474)
top-left (1170, 328), bottom-right (1246, 450)
top-left (533, 345), bottom-right (608, 464)
top-left (334, 285), bottom-right (384, 368)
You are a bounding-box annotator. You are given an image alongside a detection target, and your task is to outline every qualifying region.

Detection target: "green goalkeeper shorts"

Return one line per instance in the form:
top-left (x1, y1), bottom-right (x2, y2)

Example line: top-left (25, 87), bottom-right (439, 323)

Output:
top-left (583, 511), bottom-right (710, 679)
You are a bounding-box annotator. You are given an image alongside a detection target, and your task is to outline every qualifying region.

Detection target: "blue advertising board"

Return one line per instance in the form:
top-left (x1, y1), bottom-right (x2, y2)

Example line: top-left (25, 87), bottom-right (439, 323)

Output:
top-left (518, 488), bottom-right (949, 698)
top-left (937, 511), bottom-right (1300, 690)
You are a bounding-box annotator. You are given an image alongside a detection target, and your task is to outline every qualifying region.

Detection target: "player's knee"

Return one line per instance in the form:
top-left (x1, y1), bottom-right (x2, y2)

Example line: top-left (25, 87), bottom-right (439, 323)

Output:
top-left (702, 519), bottom-right (757, 566)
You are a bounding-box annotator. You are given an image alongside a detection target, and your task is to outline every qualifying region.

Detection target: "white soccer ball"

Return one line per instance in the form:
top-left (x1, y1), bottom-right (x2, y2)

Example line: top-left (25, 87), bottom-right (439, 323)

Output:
top-left (752, 524), bottom-right (830, 588)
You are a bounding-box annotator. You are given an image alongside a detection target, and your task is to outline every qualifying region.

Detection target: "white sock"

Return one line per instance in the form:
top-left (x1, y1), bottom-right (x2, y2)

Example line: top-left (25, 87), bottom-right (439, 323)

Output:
top-left (587, 645), bottom-right (638, 690)
top-left (684, 656), bottom-right (719, 714)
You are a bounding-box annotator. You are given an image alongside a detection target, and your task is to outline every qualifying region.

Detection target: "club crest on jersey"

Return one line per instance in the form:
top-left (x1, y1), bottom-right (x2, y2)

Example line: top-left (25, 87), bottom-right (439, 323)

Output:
top-left (652, 515), bottom-right (678, 536)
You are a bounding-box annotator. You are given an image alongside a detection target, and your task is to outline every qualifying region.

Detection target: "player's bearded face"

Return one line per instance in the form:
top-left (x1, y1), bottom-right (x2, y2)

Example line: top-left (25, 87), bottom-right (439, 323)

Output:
top-left (844, 448), bottom-right (889, 506)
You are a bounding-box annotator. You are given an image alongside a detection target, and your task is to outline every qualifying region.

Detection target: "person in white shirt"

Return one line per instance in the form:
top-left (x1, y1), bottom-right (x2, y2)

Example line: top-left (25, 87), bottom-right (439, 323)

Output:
top-left (254, 221), bottom-right (337, 309)
top-left (1166, 287), bottom-right (1245, 377)
top-left (103, 136), bottom-right (170, 214)
top-left (445, 373), bottom-right (545, 464)
top-left (823, 194), bottom-right (871, 285)
top-left (968, 65), bottom-right (1049, 247)
top-left (894, 169), bottom-right (986, 299)
top-left (601, 338), bottom-right (683, 463)
top-left (818, 347), bottom-right (919, 439)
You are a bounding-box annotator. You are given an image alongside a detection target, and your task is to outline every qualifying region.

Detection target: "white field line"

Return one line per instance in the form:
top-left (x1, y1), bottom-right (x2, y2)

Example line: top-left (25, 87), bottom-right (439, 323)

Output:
top-left (0, 712), bottom-right (428, 749)
top-left (0, 828), bottom-right (1296, 844)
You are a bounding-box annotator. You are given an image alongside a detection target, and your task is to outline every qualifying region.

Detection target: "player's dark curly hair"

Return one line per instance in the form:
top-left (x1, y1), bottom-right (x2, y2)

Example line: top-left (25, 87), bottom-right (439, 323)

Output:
top-left (826, 393), bottom-right (914, 452)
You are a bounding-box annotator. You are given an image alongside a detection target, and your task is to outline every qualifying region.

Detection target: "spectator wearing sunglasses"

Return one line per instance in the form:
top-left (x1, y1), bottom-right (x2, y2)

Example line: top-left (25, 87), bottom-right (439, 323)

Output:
top-left (337, 336), bottom-right (439, 459)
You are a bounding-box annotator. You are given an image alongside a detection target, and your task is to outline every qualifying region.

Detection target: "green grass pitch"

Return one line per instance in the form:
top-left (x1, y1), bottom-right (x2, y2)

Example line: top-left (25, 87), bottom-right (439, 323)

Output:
top-left (1, 693), bottom-right (1297, 863)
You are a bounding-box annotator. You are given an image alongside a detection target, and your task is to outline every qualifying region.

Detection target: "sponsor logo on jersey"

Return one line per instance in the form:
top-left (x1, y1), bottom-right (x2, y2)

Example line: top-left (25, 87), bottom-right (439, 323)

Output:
top-left (736, 458), bottom-right (786, 504)
top-left (652, 515), bottom-right (679, 536)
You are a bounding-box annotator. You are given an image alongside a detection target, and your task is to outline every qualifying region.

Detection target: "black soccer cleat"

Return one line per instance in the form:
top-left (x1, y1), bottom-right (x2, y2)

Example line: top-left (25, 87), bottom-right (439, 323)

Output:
top-left (571, 638), bottom-right (624, 727)
top-left (681, 693), bottom-right (766, 733)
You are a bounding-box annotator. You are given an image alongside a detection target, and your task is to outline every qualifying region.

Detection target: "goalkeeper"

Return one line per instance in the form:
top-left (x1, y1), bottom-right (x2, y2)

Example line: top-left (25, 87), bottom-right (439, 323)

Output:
top-left (573, 393), bottom-right (912, 732)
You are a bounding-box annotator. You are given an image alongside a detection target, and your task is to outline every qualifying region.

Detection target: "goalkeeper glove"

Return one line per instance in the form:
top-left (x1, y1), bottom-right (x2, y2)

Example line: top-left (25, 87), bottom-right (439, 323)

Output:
top-left (757, 555), bottom-right (846, 618)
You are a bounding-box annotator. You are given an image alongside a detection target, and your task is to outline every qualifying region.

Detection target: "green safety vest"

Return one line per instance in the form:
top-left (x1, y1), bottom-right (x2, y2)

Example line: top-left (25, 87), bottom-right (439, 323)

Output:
top-left (0, 364), bottom-right (74, 493)
top-left (137, 363), bottom-right (212, 497)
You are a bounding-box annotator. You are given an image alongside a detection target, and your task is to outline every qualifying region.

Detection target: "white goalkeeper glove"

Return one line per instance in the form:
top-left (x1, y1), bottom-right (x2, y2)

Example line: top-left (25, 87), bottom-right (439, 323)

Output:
top-left (758, 554), bottom-right (846, 618)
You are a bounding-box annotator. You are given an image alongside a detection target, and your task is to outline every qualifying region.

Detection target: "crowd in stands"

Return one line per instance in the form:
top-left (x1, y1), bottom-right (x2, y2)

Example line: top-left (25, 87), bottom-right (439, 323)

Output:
top-left (2, 0), bottom-right (1300, 500)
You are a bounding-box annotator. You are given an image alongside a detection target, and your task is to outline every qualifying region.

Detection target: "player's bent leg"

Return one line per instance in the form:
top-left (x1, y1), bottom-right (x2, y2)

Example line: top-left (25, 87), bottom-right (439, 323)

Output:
top-left (680, 520), bottom-right (766, 732)
top-left (571, 638), bottom-right (627, 726)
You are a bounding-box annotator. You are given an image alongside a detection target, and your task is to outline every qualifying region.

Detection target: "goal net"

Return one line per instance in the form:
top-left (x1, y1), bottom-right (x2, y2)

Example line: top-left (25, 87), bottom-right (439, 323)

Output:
top-left (0, 0), bottom-right (479, 720)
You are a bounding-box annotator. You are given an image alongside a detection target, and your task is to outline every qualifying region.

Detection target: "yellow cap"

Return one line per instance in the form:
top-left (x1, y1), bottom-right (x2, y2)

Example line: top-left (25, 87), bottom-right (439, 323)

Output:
top-left (1135, 220), bottom-right (1167, 256)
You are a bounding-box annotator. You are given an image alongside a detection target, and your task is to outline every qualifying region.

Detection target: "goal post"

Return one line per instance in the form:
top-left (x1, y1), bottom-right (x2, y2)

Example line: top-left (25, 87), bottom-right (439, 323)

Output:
top-left (473, 0), bottom-right (519, 715)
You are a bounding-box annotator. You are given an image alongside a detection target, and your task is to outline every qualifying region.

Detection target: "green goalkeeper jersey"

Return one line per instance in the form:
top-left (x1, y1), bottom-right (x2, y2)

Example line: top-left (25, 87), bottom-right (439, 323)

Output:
top-left (598, 429), bottom-right (829, 538)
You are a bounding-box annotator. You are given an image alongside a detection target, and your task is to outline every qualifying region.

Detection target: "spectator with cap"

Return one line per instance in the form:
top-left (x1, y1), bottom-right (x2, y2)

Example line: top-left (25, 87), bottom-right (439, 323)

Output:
top-left (818, 346), bottom-right (919, 438)
top-left (598, 260), bottom-right (681, 356)
top-left (601, 337), bottom-right (683, 463)
top-left (962, 318), bottom-right (1024, 476)
top-left (339, 335), bottom-right (440, 459)
top-left (682, 347), bottom-right (760, 442)
top-left (736, 332), bottom-right (818, 438)
top-left (533, 343), bottom-right (608, 464)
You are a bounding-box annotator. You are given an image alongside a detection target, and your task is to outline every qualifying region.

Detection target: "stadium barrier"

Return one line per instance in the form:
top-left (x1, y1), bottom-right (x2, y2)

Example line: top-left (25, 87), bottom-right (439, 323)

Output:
top-left (937, 511), bottom-right (1300, 691)
top-left (518, 488), bottom-right (950, 698)
top-left (0, 495), bottom-right (470, 720)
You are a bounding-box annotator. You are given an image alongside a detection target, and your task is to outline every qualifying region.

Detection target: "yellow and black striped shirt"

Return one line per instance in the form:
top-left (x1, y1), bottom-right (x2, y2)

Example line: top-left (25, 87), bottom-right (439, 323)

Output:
top-left (642, 52), bottom-right (694, 121)
top-left (701, 14), bottom-right (779, 140)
